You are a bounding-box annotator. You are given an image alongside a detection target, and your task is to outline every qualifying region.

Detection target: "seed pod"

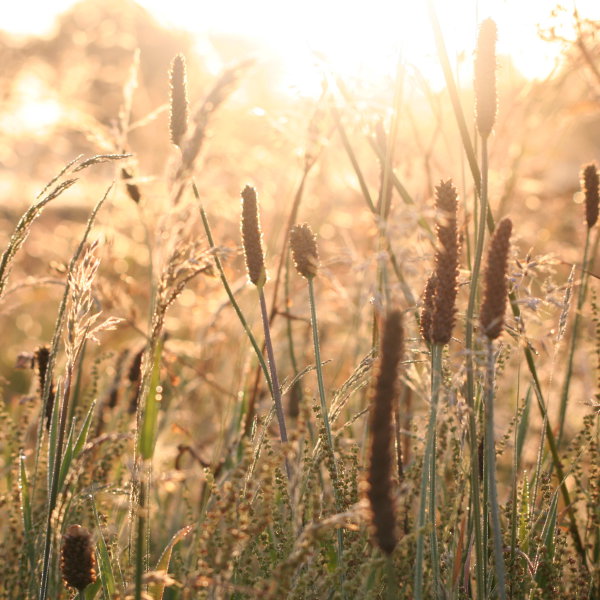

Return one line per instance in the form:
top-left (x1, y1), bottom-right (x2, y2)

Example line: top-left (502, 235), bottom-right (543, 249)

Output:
top-left (241, 185), bottom-right (267, 287)
top-left (169, 54), bottom-right (188, 147)
top-left (367, 310), bottom-right (403, 554)
top-left (475, 19), bottom-right (497, 139)
top-left (430, 180), bottom-right (460, 345)
top-left (61, 525), bottom-right (97, 591)
top-left (582, 162), bottom-right (599, 229)
top-left (290, 223), bottom-right (319, 279)
top-left (480, 218), bottom-right (512, 339)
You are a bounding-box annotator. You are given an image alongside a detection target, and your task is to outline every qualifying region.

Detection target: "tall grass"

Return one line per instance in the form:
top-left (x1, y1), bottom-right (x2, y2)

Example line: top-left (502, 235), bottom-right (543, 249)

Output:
top-left (1, 11), bottom-right (599, 600)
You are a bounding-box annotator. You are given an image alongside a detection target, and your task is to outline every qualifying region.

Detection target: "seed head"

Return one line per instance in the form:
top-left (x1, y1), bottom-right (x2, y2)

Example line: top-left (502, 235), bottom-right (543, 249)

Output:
top-left (61, 525), bottom-right (97, 592)
top-left (241, 185), bottom-right (267, 287)
top-left (582, 162), bottom-right (599, 229)
top-left (480, 218), bottom-right (512, 339)
top-left (169, 54), bottom-right (188, 147)
top-left (367, 310), bottom-right (403, 554)
top-left (475, 19), bottom-right (497, 139)
top-left (430, 180), bottom-right (460, 345)
top-left (420, 273), bottom-right (436, 344)
top-left (290, 224), bottom-right (319, 279)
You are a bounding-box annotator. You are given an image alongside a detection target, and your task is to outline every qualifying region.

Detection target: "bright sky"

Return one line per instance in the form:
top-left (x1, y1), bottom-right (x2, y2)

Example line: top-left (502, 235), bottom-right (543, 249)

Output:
top-left (1, 0), bottom-right (599, 94)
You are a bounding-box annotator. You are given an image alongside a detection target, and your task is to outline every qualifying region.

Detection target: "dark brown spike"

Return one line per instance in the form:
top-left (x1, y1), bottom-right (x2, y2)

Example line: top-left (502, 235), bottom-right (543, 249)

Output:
top-left (480, 218), bottom-right (513, 339)
top-left (290, 223), bottom-right (319, 279)
top-left (366, 310), bottom-right (403, 555)
top-left (431, 180), bottom-right (460, 345)
top-left (61, 525), bottom-right (97, 591)
top-left (35, 346), bottom-right (55, 431)
top-left (420, 273), bottom-right (436, 344)
top-left (169, 54), bottom-right (188, 148)
top-left (241, 185), bottom-right (267, 287)
top-left (475, 19), bottom-right (497, 139)
top-left (582, 162), bottom-right (599, 229)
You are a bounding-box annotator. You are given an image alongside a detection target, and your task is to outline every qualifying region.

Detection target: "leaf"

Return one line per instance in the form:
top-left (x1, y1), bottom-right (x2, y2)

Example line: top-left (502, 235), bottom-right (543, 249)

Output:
top-left (139, 340), bottom-right (163, 461)
top-left (149, 525), bottom-right (193, 600)
top-left (19, 455), bottom-right (36, 572)
top-left (90, 496), bottom-right (117, 599)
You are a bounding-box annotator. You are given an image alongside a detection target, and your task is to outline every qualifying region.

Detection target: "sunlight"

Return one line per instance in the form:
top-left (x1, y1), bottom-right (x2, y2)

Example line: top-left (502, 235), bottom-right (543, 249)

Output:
top-left (1, 0), bottom-right (599, 95)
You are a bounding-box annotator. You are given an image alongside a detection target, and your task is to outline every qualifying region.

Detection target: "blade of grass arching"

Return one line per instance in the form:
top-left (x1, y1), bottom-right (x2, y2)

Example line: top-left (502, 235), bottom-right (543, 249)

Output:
top-left (149, 525), bottom-right (193, 600)
top-left (426, 1), bottom-right (480, 194)
top-left (191, 180), bottom-right (273, 400)
top-left (19, 454), bottom-right (36, 574)
top-left (91, 496), bottom-right (118, 599)
top-left (0, 178), bottom-right (78, 299)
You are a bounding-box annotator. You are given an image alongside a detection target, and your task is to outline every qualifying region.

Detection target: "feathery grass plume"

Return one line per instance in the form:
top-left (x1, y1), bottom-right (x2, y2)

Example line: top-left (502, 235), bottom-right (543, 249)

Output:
top-left (480, 217), bottom-right (512, 339)
top-left (241, 185), bottom-right (267, 288)
top-left (61, 525), bottom-right (97, 592)
top-left (367, 310), bottom-right (403, 554)
top-left (419, 273), bottom-right (436, 343)
top-left (290, 223), bottom-right (319, 279)
top-left (34, 346), bottom-right (55, 430)
top-left (169, 53), bottom-right (188, 147)
top-left (474, 18), bottom-right (497, 139)
top-left (582, 162), bottom-right (600, 228)
top-left (431, 180), bottom-right (460, 344)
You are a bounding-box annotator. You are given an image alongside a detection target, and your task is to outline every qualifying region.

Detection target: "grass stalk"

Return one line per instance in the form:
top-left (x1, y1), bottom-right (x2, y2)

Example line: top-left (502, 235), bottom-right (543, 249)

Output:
top-left (414, 342), bottom-right (442, 599)
top-left (306, 276), bottom-right (344, 573)
top-left (558, 227), bottom-right (591, 444)
top-left (191, 180), bottom-right (274, 399)
top-left (484, 339), bottom-right (507, 600)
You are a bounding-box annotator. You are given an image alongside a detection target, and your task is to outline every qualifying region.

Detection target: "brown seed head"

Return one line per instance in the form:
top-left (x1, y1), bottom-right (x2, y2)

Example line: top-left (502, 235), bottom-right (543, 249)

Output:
top-left (35, 345), bottom-right (55, 430)
top-left (475, 19), bottom-right (497, 139)
top-left (582, 162), bottom-right (599, 228)
top-left (290, 223), bottom-right (319, 279)
top-left (61, 525), bottom-right (97, 591)
top-left (480, 218), bottom-right (512, 339)
top-left (420, 273), bottom-right (436, 344)
top-left (169, 54), bottom-right (188, 147)
top-left (241, 185), bottom-right (267, 287)
top-left (367, 310), bottom-right (403, 554)
top-left (431, 180), bottom-right (460, 345)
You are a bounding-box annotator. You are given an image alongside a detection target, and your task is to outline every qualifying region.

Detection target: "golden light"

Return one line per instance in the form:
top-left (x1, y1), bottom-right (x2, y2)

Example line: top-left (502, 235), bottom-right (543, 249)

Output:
top-left (1, 0), bottom-right (598, 95)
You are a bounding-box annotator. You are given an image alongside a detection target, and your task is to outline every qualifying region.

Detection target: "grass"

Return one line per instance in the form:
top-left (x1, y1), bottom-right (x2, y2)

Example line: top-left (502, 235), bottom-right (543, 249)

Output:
top-left (0, 7), bottom-right (600, 600)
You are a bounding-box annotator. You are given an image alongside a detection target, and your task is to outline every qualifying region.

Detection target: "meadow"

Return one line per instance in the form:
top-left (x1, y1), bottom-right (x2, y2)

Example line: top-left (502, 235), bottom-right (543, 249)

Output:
top-left (0, 1), bottom-right (599, 598)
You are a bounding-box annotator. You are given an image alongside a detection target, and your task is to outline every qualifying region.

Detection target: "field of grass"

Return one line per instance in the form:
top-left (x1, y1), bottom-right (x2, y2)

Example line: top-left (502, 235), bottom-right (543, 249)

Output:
top-left (0, 2), bottom-right (599, 599)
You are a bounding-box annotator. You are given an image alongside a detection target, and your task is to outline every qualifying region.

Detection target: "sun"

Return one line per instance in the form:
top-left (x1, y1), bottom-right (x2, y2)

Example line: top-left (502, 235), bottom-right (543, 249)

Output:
top-left (2, 0), bottom-right (598, 96)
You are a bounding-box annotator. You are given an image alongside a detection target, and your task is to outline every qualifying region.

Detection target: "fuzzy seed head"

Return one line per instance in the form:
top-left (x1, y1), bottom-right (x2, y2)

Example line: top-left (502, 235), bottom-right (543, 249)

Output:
top-left (241, 185), bottom-right (267, 287)
top-left (367, 310), bottom-right (403, 554)
top-left (430, 180), bottom-right (460, 345)
top-left (61, 525), bottom-right (97, 591)
top-left (169, 54), bottom-right (188, 147)
top-left (480, 218), bottom-right (512, 339)
top-left (475, 18), bottom-right (497, 139)
top-left (582, 162), bottom-right (599, 228)
top-left (290, 223), bottom-right (319, 279)
top-left (420, 274), bottom-right (436, 344)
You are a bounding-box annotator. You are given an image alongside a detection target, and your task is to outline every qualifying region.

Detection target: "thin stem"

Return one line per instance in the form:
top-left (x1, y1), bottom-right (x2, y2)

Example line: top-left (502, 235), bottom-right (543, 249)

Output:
top-left (485, 339), bottom-right (507, 600)
top-left (558, 227), bottom-right (591, 445)
top-left (192, 180), bottom-right (274, 400)
top-left (306, 276), bottom-right (344, 574)
top-left (414, 342), bottom-right (442, 599)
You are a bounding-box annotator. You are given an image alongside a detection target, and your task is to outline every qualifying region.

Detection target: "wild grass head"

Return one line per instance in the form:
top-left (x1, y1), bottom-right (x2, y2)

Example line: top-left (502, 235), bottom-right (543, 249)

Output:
top-left (0, 2), bottom-right (600, 599)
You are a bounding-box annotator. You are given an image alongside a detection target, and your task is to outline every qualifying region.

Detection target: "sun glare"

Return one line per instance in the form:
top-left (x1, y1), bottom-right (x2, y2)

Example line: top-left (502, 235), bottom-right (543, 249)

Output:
top-left (1, 0), bottom-right (599, 96)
